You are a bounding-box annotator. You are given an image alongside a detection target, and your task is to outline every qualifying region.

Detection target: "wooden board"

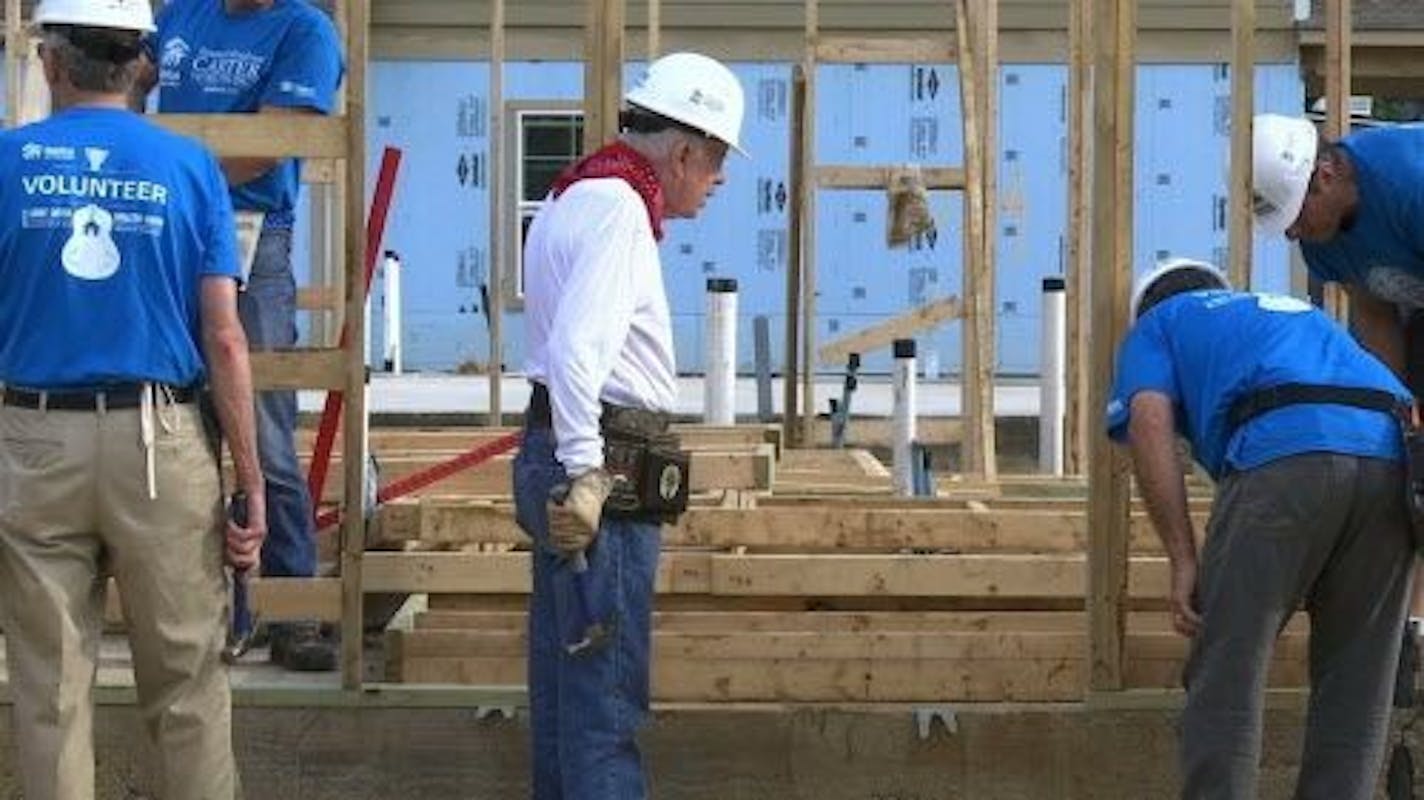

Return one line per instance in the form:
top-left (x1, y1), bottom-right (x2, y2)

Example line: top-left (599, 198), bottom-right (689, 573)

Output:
top-left (812, 35), bottom-right (957, 64)
top-left (362, 551), bottom-right (1173, 599)
top-left (816, 295), bottom-right (964, 364)
top-left (251, 348), bottom-right (347, 391)
top-left (153, 114), bottom-right (349, 158)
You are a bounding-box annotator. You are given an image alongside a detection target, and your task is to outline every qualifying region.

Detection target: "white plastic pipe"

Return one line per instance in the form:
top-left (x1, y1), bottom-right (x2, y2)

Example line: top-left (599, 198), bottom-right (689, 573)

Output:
top-left (704, 278), bottom-right (738, 425)
top-left (382, 250), bottom-right (403, 375)
top-left (892, 338), bottom-right (917, 497)
top-left (1039, 276), bottom-right (1067, 475)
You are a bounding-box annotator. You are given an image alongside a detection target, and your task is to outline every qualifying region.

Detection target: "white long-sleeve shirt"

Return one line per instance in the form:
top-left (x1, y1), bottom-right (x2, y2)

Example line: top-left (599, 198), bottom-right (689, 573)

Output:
top-left (522, 177), bottom-right (676, 475)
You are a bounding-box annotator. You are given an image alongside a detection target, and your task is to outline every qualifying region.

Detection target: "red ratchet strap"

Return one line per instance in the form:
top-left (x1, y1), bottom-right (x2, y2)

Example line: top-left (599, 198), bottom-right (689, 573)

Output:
top-left (313, 430), bottom-right (522, 532)
top-left (306, 147), bottom-right (403, 518)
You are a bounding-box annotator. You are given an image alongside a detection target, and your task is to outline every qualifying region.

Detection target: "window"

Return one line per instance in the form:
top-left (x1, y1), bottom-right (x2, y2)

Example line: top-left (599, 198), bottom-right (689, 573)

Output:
top-left (511, 108), bottom-right (585, 301)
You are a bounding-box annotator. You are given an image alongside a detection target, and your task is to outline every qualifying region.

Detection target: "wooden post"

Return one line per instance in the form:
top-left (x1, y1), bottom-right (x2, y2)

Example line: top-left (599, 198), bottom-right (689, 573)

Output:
top-left (969, 0), bottom-right (999, 481)
top-left (648, 0), bottom-right (661, 60)
top-left (1065, 0), bottom-right (1093, 475)
top-left (954, 0), bottom-right (989, 479)
top-left (1227, 0), bottom-right (1254, 290)
top-left (339, 0), bottom-right (370, 691)
top-left (1322, 0), bottom-right (1350, 319)
top-left (488, 0), bottom-right (506, 425)
top-left (798, 0), bottom-right (819, 447)
top-left (583, 0), bottom-right (626, 155)
top-left (783, 66), bottom-right (807, 447)
top-left (1087, 0), bottom-right (1135, 694)
top-left (4, 0), bottom-right (19, 129)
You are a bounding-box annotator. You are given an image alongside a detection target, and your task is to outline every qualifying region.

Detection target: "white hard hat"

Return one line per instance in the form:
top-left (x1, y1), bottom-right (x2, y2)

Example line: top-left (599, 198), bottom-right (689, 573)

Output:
top-left (34, 0), bottom-right (155, 33)
top-left (1129, 258), bottom-right (1230, 321)
top-left (1251, 114), bottom-right (1319, 236)
top-left (625, 52), bottom-right (746, 156)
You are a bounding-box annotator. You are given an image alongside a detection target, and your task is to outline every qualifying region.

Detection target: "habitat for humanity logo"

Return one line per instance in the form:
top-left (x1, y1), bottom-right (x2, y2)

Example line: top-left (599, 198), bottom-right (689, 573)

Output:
top-left (161, 37), bottom-right (190, 69)
top-left (85, 148), bottom-right (109, 172)
top-left (20, 142), bottom-right (75, 162)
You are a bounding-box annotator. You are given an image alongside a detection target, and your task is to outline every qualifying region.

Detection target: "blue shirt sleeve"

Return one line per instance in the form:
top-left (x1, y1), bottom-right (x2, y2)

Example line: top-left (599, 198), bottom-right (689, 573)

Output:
top-left (201, 152), bottom-right (240, 281)
top-left (1104, 315), bottom-right (1179, 442)
top-left (259, 12), bottom-right (344, 113)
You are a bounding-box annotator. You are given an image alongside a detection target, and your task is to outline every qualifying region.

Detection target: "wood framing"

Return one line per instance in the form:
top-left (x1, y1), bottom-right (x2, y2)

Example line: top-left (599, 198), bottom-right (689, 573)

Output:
top-left (1322, 0), bottom-right (1350, 320)
top-left (1086, 0), bottom-right (1137, 693)
top-left (249, 349), bottom-right (348, 391)
top-left (1065, 0), bottom-right (1093, 475)
top-left (154, 115), bottom-right (349, 158)
top-left (648, 0), bottom-right (661, 58)
top-left (813, 165), bottom-right (966, 190)
top-left (782, 66), bottom-right (807, 447)
top-left (488, 0), bottom-right (506, 425)
top-left (1227, 0), bottom-right (1254, 290)
top-left (339, 0), bottom-right (371, 690)
top-left (811, 35), bottom-right (956, 63)
top-left (583, 0), bottom-right (626, 154)
top-left (817, 296), bottom-right (964, 365)
top-left (798, 0), bottom-right (820, 447)
top-left (3, 0), bottom-right (18, 129)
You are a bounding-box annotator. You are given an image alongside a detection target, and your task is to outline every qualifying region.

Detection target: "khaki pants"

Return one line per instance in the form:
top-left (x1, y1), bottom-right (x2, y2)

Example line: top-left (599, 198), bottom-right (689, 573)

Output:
top-left (0, 400), bottom-right (237, 800)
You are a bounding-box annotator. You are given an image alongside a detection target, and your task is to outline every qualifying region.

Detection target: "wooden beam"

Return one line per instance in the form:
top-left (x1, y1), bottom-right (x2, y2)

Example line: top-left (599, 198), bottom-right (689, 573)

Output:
top-left (783, 65), bottom-right (807, 447)
top-left (977, 0), bottom-right (1000, 481)
top-left (153, 114), bottom-right (349, 158)
top-left (297, 285), bottom-right (343, 311)
top-left (363, 551), bottom-right (1172, 598)
top-left (1087, 0), bottom-right (1137, 693)
top-left (251, 348), bottom-right (348, 391)
top-left (817, 296), bottom-right (964, 364)
top-left (798, 0), bottom-right (819, 447)
top-left (955, 0), bottom-right (995, 482)
top-left (583, 0), bottom-right (625, 154)
top-left (647, 0), bottom-right (661, 59)
top-left (813, 165), bottom-right (966, 190)
top-left (340, 0), bottom-right (371, 692)
top-left (811, 35), bottom-right (956, 64)
top-left (1227, 0), bottom-right (1254, 290)
top-left (373, 499), bottom-right (1203, 553)
top-left (488, 0), bottom-right (506, 426)
top-left (300, 423), bottom-right (781, 454)
top-left (1065, 0), bottom-right (1093, 476)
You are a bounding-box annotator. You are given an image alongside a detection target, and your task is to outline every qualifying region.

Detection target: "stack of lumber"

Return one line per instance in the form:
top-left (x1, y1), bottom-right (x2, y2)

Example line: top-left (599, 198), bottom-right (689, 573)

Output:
top-left (373, 445), bottom-right (1309, 702)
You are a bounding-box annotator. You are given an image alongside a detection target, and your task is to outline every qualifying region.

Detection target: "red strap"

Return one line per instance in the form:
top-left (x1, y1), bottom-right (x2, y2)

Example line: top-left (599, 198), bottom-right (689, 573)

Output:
top-left (313, 431), bottom-right (522, 531)
top-left (305, 147), bottom-right (404, 520)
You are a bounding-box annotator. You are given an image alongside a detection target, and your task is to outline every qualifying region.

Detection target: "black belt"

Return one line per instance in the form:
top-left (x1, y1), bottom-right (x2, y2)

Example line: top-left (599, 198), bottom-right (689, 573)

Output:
top-left (1, 384), bottom-right (198, 411)
top-left (526, 383), bottom-right (671, 436)
top-left (1228, 382), bottom-right (1408, 434)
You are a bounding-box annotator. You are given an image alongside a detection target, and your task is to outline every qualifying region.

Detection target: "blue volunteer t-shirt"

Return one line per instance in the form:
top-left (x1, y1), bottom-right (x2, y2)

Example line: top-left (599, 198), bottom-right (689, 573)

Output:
top-left (1300, 126), bottom-right (1424, 307)
top-left (153, 0), bottom-right (343, 225)
top-left (1105, 290), bottom-right (1408, 479)
top-left (0, 107), bottom-right (239, 389)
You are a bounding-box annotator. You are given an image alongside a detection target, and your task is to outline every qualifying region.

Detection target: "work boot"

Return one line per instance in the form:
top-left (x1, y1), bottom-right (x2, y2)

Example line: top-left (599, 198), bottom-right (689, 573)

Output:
top-left (269, 621), bottom-right (338, 672)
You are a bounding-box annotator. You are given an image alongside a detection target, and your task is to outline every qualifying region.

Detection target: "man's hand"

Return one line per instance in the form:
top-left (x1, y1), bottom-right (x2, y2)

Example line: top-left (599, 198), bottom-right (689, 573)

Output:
top-left (226, 489), bottom-right (267, 572)
top-left (547, 469), bottom-right (615, 555)
top-left (1169, 557), bottom-right (1202, 638)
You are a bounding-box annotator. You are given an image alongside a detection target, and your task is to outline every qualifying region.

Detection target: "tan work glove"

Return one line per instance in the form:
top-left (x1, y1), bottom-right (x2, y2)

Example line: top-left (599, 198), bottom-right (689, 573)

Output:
top-left (547, 468), bottom-right (615, 555)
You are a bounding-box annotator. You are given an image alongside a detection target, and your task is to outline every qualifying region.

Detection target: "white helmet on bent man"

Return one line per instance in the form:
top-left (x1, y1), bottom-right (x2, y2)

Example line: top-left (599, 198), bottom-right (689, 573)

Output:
top-left (1129, 258), bottom-right (1230, 321)
top-left (624, 52), bottom-right (746, 155)
top-left (1251, 113), bottom-right (1319, 236)
top-left (33, 0), bottom-right (155, 33)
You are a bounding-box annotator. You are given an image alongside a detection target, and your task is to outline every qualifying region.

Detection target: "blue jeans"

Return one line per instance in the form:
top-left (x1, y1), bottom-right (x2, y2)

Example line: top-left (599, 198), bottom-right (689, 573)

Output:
top-left (513, 424), bottom-right (661, 800)
top-left (237, 226), bottom-right (316, 579)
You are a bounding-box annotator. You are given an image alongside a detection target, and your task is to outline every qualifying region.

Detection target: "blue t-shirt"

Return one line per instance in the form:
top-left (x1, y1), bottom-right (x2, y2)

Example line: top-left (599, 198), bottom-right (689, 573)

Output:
top-left (1300, 126), bottom-right (1424, 308)
top-left (0, 107), bottom-right (239, 389)
top-left (1105, 290), bottom-right (1408, 479)
top-left (153, 0), bottom-right (343, 225)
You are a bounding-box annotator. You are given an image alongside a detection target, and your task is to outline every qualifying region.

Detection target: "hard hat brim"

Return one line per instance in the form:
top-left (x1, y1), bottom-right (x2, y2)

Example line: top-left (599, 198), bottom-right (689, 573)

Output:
top-left (623, 94), bottom-right (748, 158)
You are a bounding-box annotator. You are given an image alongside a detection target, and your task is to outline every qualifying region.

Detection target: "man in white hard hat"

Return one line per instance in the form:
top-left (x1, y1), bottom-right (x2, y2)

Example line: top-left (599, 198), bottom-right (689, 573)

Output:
top-left (1109, 258), bottom-right (1413, 799)
top-left (0, 0), bottom-right (263, 797)
top-left (1252, 112), bottom-right (1424, 628)
top-left (514, 51), bottom-right (744, 798)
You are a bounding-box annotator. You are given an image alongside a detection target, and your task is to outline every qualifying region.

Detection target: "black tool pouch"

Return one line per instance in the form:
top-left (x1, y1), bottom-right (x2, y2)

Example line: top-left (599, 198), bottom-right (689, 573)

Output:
top-left (602, 425), bottom-right (690, 525)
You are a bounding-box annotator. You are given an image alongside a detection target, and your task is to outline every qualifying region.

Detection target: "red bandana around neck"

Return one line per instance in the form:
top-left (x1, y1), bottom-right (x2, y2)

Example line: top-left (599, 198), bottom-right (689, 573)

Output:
top-left (550, 142), bottom-right (666, 241)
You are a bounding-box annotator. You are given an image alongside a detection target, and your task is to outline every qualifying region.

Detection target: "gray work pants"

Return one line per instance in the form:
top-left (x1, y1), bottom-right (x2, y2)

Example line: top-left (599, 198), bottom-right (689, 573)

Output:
top-left (1181, 453), bottom-right (1413, 800)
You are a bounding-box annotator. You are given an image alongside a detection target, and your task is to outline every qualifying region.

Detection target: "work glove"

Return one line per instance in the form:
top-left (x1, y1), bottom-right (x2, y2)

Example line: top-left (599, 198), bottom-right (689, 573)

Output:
top-left (547, 468), bottom-right (615, 556)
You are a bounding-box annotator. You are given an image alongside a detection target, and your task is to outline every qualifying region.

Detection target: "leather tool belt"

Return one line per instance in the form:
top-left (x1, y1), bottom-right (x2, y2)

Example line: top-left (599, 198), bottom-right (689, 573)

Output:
top-left (529, 383), bottom-right (690, 524)
top-left (1229, 381), bottom-right (1424, 551)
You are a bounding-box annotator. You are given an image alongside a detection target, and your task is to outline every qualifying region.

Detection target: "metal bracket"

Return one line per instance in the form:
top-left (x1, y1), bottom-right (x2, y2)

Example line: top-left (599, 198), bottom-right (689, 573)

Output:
top-left (829, 352), bottom-right (861, 449)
